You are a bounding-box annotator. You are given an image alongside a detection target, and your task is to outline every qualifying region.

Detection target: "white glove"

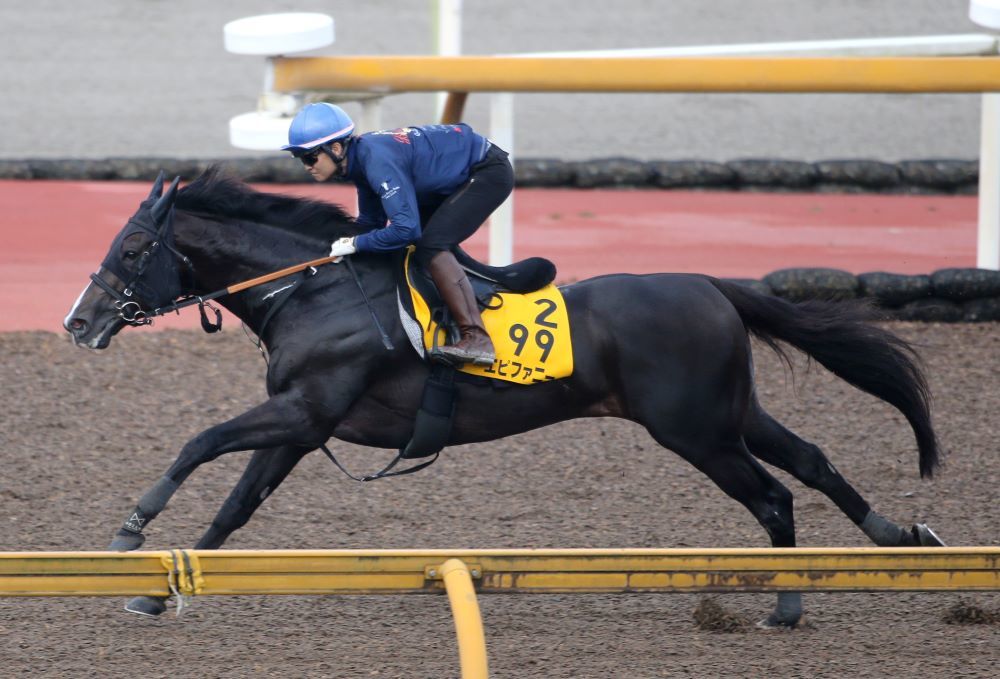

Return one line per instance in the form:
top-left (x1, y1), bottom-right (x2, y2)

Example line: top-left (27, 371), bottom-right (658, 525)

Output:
top-left (329, 236), bottom-right (357, 258)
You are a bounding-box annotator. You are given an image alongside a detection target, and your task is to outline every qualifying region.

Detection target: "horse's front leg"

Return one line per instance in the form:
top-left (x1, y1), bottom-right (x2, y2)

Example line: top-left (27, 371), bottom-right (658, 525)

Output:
top-left (124, 443), bottom-right (312, 616)
top-left (193, 444), bottom-right (313, 550)
top-left (108, 393), bottom-right (326, 551)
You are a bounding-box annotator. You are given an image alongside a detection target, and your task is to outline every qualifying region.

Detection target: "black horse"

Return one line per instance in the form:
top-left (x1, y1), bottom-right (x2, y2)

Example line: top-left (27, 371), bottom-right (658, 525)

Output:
top-left (64, 169), bottom-right (944, 625)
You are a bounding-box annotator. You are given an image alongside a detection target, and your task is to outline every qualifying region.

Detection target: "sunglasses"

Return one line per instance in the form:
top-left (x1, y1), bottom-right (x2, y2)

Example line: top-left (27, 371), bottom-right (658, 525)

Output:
top-left (295, 148), bottom-right (324, 167)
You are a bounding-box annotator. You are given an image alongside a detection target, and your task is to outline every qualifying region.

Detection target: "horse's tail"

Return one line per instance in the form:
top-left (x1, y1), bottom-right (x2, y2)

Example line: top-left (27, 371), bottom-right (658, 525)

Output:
top-left (708, 277), bottom-right (940, 478)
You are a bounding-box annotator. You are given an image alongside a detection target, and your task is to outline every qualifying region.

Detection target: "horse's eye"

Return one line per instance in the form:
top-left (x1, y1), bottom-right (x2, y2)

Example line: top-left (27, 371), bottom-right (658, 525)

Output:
top-left (123, 250), bottom-right (138, 260)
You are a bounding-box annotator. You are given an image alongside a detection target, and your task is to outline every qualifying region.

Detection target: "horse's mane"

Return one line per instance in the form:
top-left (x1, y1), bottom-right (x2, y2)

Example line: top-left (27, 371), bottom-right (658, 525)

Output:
top-left (175, 165), bottom-right (364, 242)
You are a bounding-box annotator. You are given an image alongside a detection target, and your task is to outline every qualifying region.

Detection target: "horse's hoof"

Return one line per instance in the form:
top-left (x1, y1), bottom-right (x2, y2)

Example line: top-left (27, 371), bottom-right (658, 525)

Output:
top-left (109, 530), bottom-right (146, 552)
top-left (913, 523), bottom-right (946, 547)
top-left (758, 592), bottom-right (802, 628)
top-left (757, 613), bottom-right (802, 629)
top-left (757, 613), bottom-right (808, 629)
top-left (125, 596), bottom-right (167, 617)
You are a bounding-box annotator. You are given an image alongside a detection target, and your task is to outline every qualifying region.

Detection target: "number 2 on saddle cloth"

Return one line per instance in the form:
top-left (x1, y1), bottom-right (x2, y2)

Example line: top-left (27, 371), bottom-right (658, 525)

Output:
top-left (403, 248), bottom-right (574, 385)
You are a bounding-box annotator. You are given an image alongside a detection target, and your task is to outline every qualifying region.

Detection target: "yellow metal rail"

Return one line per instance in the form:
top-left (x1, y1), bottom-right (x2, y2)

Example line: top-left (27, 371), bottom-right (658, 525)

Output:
top-left (2, 547), bottom-right (998, 597)
top-left (272, 56), bottom-right (1000, 94)
top-left (3, 547), bottom-right (997, 679)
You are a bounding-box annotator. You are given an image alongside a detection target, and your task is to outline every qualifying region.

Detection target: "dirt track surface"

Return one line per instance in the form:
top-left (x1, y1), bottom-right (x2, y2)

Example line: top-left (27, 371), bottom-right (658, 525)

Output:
top-left (0, 323), bottom-right (998, 678)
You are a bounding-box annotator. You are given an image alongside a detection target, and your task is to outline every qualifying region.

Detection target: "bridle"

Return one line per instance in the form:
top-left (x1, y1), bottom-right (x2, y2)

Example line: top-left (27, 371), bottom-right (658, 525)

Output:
top-left (90, 266), bottom-right (152, 326)
top-left (89, 205), bottom-right (196, 327)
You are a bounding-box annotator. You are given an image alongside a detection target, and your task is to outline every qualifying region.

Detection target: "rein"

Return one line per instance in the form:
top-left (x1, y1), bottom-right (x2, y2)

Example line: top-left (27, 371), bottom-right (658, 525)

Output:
top-left (146, 253), bottom-right (346, 323)
top-left (105, 249), bottom-right (394, 348)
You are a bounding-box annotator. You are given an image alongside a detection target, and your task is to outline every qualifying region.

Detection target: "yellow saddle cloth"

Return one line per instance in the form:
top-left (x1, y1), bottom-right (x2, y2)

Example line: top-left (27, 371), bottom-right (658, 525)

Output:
top-left (404, 250), bottom-right (574, 385)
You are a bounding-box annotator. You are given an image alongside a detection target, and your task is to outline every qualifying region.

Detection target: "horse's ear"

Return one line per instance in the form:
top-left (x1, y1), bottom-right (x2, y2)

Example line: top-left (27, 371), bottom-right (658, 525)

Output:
top-left (148, 170), bottom-right (166, 200)
top-left (150, 176), bottom-right (181, 224)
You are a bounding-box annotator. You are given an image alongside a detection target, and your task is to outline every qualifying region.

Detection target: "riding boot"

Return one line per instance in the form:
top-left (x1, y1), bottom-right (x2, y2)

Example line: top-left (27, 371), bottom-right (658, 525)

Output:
top-left (426, 250), bottom-right (496, 366)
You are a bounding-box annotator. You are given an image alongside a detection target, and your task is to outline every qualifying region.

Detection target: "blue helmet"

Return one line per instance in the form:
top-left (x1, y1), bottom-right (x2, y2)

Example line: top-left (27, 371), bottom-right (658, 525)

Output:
top-left (281, 103), bottom-right (355, 151)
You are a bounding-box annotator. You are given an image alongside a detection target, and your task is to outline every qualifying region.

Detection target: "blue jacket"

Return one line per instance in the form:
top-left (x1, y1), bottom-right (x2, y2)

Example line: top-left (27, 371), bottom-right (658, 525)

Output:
top-left (345, 124), bottom-right (490, 252)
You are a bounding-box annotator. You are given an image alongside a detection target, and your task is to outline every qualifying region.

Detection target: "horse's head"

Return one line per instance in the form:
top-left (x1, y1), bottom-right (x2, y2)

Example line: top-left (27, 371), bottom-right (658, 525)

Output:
top-left (64, 172), bottom-right (188, 349)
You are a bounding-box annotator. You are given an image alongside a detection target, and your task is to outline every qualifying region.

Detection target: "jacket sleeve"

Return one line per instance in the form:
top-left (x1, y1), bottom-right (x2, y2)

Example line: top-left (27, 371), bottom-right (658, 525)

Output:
top-left (354, 184), bottom-right (386, 231)
top-left (353, 157), bottom-right (422, 252)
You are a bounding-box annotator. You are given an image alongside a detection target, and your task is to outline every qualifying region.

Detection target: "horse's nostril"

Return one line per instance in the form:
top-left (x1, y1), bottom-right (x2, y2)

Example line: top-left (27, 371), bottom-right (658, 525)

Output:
top-left (70, 318), bottom-right (87, 333)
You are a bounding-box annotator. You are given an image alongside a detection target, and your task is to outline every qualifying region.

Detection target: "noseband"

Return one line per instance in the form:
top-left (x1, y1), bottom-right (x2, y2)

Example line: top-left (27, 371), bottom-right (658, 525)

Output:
top-left (89, 270), bottom-right (154, 326)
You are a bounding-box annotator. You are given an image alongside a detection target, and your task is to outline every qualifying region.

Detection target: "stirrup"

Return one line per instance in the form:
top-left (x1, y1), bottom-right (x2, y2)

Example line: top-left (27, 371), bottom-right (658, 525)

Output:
top-left (428, 347), bottom-right (465, 368)
top-left (434, 344), bottom-right (495, 367)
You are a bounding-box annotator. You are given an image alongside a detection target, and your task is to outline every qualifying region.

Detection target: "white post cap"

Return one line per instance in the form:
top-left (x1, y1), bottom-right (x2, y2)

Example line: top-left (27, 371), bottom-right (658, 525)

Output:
top-left (971, 0), bottom-right (1000, 30)
top-left (229, 112), bottom-right (293, 151)
top-left (224, 13), bottom-right (334, 55)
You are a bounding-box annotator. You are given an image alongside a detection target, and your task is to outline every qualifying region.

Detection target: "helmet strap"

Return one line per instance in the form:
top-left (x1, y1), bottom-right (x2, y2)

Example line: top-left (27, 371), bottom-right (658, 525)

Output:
top-left (324, 137), bottom-right (351, 177)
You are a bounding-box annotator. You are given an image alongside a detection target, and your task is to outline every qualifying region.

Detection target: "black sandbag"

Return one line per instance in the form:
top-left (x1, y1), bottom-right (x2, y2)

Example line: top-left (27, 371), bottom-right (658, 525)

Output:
top-left (893, 297), bottom-right (964, 322)
top-left (931, 268), bottom-right (1000, 301)
top-left (962, 297), bottom-right (1000, 322)
top-left (763, 268), bottom-right (858, 302)
top-left (514, 158), bottom-right (575, 187)
top-left (648, 160), bottom-right (736, 189)
top-left (726, 159), bottom-right (818, 189)
top-left (897, 159), bottom-right (977, 190)
top-left (572, 157), bottom-right (651, 188)
top-left (814, 160), bottom-right (902, 190)
top-left (857, 272), bottom-right (932, 307)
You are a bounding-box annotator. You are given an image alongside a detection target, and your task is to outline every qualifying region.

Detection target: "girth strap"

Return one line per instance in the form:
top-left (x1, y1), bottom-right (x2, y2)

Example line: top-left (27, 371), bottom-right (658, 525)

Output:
top-left (401, 363), bottom-right (457, 459)
top-left (318, 444), bottom-right (440, 482)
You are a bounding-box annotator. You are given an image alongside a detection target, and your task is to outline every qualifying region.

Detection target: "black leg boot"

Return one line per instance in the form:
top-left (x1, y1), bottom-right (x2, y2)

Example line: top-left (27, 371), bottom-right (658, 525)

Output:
top-left (427, 251), bottom-right (496, 366)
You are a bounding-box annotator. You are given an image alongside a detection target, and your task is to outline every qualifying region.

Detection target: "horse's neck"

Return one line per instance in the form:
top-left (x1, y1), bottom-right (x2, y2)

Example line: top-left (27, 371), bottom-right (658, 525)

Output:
top-left (172, 211), bottom-right (395, 328)
top-left (173, 212), bottom-right (319, 289)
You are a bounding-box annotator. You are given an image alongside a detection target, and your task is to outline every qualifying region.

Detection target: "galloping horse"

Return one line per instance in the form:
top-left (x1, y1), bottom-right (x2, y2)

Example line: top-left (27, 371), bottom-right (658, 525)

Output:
top-left (64, 169), bottom-right (944, 625)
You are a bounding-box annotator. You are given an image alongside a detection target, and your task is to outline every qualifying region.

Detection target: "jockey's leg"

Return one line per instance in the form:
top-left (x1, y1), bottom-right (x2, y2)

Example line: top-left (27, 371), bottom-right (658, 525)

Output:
top-left (427, 250), bottom-right (495, 366)
top-left (417, 145), bottom-right (513, 367)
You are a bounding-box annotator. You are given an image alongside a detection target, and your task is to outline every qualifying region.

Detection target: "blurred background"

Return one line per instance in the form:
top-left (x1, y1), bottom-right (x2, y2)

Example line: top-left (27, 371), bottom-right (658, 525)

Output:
top-left (2, 0), bottom-right (995, 331)
top-left (0, 0), bottom-right (983, 161)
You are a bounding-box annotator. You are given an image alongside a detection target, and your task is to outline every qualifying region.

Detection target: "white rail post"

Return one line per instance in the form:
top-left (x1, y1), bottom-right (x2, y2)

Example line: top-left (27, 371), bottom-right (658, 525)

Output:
top-left (433, 0), bottom-right (463, 121)
top-left (971, 1), bottom-right (1000, 269)
top-left (359, 98), bottom-right (383, 133)
top-left (489, 93), bottom-right (515, 266)
top-left (978, 93), bottom-right (1000, 270)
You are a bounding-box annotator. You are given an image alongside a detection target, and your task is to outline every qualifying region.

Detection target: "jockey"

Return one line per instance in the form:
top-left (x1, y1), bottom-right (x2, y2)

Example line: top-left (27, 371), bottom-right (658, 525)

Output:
top-left (282, 102), bottom-right (512, 367)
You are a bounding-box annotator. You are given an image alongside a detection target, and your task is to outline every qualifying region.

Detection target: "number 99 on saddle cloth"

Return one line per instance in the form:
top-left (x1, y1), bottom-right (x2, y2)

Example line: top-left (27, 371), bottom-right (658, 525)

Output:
top-left (399, 248), bottom-right (574, 385)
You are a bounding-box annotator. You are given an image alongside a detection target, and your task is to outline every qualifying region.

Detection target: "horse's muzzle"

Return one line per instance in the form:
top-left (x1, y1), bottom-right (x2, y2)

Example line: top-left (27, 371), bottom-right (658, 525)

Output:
top-left (65, 315), bottom-right (123, 350)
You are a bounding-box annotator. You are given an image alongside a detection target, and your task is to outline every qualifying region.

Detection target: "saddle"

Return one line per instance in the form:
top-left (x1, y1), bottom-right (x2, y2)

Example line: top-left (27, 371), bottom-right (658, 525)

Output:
top-left (400, 246), bottom-right (557, 336)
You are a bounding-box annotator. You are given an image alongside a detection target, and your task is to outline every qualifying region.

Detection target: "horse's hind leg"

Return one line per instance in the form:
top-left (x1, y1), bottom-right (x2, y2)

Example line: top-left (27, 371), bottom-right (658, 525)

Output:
top-left (124, 444), bottom-right (311, 617)
top-left (646, 428), bottom-right (804, 627)
top-left (743, 403), bottom-right (944, 547)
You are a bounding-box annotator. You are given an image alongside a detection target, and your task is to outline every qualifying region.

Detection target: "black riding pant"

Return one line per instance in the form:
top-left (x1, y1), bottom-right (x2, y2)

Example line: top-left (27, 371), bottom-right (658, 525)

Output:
top-left (414, 144), bottom-right (514, 268)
